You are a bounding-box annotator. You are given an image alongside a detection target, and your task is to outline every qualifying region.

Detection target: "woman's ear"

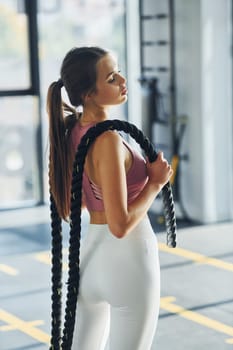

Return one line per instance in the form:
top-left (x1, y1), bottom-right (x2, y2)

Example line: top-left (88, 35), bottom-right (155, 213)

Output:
top-left (82, 94), bottom-right (89, 104)
top-left (82, 90), bottom-right (96, 104)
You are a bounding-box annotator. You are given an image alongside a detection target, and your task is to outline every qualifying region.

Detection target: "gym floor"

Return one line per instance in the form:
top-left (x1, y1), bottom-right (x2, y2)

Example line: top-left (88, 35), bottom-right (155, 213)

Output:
top-left (0, 206), bottom-right (232, 350)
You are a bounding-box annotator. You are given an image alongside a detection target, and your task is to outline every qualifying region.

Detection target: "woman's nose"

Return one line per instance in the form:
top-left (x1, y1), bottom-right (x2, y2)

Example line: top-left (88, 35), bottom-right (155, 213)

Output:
top-left (119, 73), bottom-right (126, 85)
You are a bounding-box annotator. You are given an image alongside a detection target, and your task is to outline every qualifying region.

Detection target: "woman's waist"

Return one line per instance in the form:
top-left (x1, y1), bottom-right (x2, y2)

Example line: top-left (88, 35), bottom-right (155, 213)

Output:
top-left (88, 212), bottom-right (152, 234)
top-left (85, 214), bottom-right (155, 243)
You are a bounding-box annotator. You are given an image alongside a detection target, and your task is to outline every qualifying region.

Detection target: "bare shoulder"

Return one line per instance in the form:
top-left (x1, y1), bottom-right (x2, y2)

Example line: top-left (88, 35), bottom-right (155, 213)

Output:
top-left (93, 130), bottom-right (123, 154)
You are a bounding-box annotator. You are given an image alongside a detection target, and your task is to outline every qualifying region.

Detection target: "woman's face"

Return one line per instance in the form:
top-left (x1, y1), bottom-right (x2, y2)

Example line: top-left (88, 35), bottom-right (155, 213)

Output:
top-left (89, 53), bottom-right (128, 107)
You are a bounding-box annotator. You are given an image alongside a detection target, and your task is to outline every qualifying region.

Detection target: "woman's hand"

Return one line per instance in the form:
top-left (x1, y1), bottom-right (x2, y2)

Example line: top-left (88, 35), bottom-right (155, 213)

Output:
top-left (146, 152), bottom-right (173, 188)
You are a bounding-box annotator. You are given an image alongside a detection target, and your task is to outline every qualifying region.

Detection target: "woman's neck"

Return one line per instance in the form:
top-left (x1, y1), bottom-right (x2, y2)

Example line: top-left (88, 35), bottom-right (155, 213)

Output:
top-left (80, 106), bottom-right (109, 125)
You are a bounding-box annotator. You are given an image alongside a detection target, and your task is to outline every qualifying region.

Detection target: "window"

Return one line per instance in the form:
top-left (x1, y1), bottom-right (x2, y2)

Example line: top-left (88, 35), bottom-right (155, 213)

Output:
top-left (0, 0), bottom-right (41, 208)
top-left (0, 0), bottom-right (30, 89)
top-left (0, 97), bottom-right (40, 206)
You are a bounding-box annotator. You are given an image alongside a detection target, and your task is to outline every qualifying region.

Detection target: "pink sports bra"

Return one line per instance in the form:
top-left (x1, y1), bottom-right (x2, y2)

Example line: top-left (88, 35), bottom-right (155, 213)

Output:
top-left (71, 122), bottom-right (148, 212)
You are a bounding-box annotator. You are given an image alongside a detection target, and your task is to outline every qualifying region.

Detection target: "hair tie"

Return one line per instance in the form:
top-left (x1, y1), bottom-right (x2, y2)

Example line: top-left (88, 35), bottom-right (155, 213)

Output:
top-left (57, 78), bottom-right (64, 88)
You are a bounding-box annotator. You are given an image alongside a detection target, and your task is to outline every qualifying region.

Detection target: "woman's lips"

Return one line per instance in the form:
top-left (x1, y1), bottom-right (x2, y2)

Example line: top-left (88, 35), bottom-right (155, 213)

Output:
top-left (121, 88), bottom-right (128, 95)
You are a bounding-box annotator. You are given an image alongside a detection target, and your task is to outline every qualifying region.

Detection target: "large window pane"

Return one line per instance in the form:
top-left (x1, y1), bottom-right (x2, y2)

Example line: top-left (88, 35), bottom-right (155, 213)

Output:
top-left (0, 0), bottom-right (30, 89)
top-left (0, 96), bottom-right (40, 207)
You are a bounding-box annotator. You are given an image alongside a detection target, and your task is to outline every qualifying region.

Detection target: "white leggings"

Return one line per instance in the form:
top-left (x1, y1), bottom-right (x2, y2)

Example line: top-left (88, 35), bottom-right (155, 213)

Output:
top-left (72, 216), bottom-right (160, 350)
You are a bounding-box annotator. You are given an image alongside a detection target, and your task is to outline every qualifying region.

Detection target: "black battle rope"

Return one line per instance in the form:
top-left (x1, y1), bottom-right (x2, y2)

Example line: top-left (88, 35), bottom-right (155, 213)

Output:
top-left (49, 194), bottom-right (63, 349)
top-left (49, 119), bottom-right (177, 349)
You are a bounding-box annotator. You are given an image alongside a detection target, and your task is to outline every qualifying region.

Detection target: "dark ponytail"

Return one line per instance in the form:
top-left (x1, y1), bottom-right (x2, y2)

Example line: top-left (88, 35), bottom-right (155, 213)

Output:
top-left (47, 81), bottom-right (77, 220)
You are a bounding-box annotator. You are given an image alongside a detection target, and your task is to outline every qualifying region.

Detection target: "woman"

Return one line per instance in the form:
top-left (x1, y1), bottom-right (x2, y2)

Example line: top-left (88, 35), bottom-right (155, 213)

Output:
top-left (47, 46), bottom-right (173, 350)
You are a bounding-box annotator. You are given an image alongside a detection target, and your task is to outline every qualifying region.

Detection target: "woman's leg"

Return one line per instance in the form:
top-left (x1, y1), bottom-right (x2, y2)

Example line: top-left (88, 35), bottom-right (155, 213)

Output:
top-left (109, 294), bottom-right (159, 350)
top-left (102, 217), bottom-right (160, 350)
top-left (72, 224), bottom-right (110, 350)
top-left (72, 297), bottom-right (110, 350)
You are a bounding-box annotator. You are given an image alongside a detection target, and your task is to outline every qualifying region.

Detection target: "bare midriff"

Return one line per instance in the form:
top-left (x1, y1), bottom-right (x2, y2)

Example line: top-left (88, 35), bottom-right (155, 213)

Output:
top-left (89, 211), bottom-right (107, 224)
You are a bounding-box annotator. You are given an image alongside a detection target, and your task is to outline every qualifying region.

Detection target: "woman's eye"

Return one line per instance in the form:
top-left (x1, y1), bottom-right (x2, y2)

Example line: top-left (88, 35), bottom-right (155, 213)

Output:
top-left (108, 76), bottom-right (116, 83)
top-left (108, 71), bottom-right (121, 83)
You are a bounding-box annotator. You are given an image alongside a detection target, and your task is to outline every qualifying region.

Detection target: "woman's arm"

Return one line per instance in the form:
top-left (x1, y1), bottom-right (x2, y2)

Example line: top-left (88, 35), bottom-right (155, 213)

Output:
top-left (93, 131), bottom-right (173, 238)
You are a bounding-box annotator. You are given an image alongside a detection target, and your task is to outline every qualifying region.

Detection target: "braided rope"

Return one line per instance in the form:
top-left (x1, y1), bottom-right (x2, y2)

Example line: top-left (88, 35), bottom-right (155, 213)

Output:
top-left (49, 119), bottom-right (177, 349)
top-left (49, 194), bottom-right (63, 349)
